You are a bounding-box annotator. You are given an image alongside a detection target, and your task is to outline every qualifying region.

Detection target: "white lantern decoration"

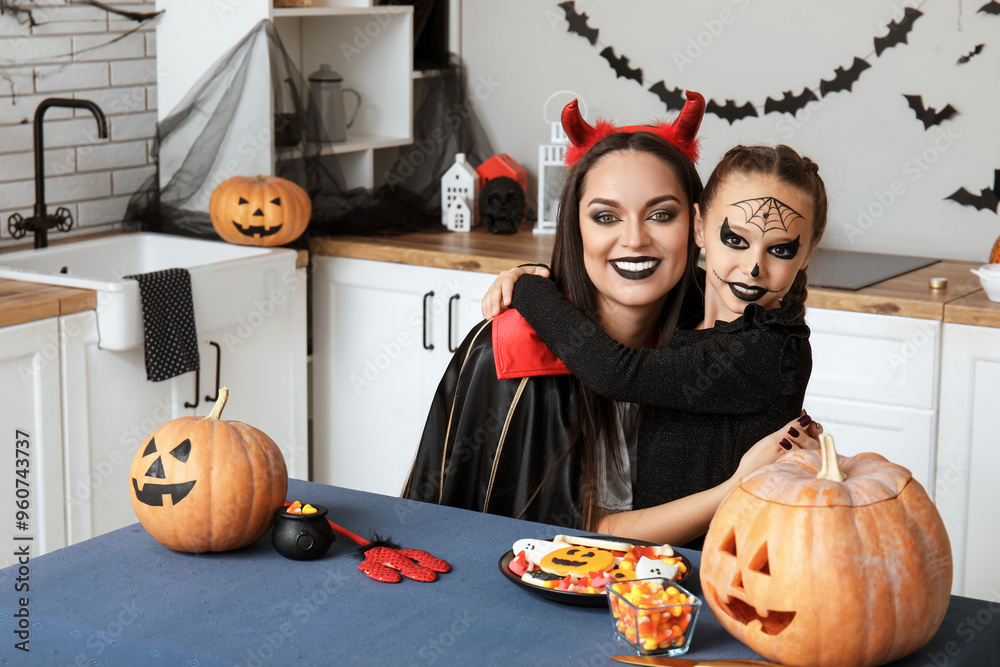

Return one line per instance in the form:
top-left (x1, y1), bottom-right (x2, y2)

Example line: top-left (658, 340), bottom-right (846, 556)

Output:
top-left (442, 153), bottom-right (480, 232)
top-left (535, 92), bottom-right (585, 234)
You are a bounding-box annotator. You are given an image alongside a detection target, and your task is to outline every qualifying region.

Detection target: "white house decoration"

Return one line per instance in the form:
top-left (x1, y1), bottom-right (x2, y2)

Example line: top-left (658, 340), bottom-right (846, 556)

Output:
top-left (446, 197), bottom-right (473, 232)
top-left (442, 153), bottom-right (480, 231)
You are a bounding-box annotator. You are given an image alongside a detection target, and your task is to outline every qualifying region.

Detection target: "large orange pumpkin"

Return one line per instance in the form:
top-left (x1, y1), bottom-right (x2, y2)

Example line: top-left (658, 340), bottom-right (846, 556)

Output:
top-left (209, 175), bottom-right (311, 247)
top-left (129, 387), bottom-right (288, 553)
top-left (700, 435), bottom-right (952, 667)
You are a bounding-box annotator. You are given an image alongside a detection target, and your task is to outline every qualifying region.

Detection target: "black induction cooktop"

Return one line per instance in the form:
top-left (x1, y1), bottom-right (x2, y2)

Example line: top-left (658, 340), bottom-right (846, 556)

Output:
top-left (807, 248), bottom-right (940, 291)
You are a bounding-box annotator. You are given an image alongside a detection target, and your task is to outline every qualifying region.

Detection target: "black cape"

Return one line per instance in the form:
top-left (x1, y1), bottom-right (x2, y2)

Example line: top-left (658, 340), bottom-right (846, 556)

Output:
top-left (403, 319), bottom-right (589, 529)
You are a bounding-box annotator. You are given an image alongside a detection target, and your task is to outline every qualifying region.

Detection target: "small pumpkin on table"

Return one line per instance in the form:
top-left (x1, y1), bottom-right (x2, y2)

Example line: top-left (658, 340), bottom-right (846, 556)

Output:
top-left (128, 387), bottom-right (288, 553)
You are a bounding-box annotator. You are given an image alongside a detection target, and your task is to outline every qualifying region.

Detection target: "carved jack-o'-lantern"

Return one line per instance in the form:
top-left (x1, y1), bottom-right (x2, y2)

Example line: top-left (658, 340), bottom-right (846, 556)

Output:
top-left (129, 387), bottom-right (288, 553)
top-left (479, 176), bottom-right (525, 234)
top-left (209, 175), bottom-right (311, 247)
top-left (700, 435), bottom-right (952, 667)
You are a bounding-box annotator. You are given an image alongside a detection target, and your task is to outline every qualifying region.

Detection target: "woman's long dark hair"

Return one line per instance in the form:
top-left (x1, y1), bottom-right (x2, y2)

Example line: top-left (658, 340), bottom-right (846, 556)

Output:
top-left (540, 131), bottom-right (703, 530)
top-left (699, 144), bottom-right (828, 318)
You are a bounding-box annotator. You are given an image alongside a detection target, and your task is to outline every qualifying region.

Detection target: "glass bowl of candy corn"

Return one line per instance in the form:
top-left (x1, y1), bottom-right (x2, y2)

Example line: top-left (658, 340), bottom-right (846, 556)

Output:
top-left (606, 577), bottom-right (702, 656)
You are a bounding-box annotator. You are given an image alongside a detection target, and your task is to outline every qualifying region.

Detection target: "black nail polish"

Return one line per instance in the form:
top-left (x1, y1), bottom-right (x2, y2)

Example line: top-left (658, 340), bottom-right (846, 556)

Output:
top-left (797, 415), bottom-right (812, 426)
top-left (788, 426), bottom-right (800, 438)
top-left (780, 438), bottom-right (792, 450)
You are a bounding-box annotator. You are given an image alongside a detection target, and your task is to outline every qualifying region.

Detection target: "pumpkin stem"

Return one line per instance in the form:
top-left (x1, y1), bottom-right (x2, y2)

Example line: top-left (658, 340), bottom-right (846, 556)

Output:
top-left (206, 386), bottom-right (229, 420)
top-left (817, 433), bottom-right (846, 482)
top-left (253, 175), bottom-right (265, 184)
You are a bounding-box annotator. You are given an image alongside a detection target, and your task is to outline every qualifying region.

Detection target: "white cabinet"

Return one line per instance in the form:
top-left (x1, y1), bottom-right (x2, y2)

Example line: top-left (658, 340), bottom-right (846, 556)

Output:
top-left (311, 256), bottom-right (496, 496)
top-left (0, 319), bottom-right (66, 568)
top-left (803, 308), bottom-right (941, 494)
top-left (156, 1), bottom-right (413, 192)
top-left (59, 266), bottom-right (308, 545)
top-left (935, 323), bottom-right (1000, 600)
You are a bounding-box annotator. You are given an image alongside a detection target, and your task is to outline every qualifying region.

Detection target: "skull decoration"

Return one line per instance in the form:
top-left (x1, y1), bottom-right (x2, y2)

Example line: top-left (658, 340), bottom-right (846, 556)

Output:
top-left (129, 387), bottom-right (288, 553)
top-left (209, 175), bottom-right (311, 247)
top-left (479, 176), bottom-right (526, 234)
top-left (700, 435), bottom-right (952, 667)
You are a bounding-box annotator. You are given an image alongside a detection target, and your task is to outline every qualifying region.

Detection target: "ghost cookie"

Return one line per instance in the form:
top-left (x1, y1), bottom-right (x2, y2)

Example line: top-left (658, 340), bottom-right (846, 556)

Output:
top-left (635, 555), bottom-right (680, 580)
top-left (539, 546), bottom-right (615, 577)
top-left (512, 538), bottom-right (569, 567)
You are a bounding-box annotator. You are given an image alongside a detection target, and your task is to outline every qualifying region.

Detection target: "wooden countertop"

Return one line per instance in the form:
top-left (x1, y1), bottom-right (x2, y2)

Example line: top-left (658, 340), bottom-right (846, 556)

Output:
top-left (311, 227), bottom-right (995, 324)
top-left (945, 288), bottom-right (1000, 328)
top-left (0, 279), bottom-right (96, 328)
top-left (0, 232), bottom-right (309, 328)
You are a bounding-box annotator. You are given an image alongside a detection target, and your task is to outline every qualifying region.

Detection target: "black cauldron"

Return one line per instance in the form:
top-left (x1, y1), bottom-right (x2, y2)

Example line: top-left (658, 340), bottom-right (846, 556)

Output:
top-left (271, 504), bottom-right (336, 561)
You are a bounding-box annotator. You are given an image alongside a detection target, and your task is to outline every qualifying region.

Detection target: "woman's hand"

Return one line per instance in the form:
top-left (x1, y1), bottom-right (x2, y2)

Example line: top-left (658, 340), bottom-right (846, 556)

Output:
top-left (731, 411), bottom-right (821, 482)
top-left (481, 264), bottom-right (551, 319)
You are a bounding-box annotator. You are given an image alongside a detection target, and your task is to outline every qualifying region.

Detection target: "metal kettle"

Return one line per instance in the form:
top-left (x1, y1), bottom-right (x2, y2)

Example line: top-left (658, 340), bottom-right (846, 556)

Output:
top-left (308, 64), bottom-right (361, 143)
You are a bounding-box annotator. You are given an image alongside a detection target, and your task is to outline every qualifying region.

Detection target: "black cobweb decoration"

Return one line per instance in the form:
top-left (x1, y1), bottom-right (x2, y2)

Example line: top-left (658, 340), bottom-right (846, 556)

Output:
top-left (124, 19), bottom-right (494, 247)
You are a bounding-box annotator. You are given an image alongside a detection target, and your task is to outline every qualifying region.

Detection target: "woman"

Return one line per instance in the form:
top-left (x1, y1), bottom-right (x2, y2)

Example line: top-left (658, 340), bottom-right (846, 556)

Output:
top-left (483, 144), bottom-right (828, 546)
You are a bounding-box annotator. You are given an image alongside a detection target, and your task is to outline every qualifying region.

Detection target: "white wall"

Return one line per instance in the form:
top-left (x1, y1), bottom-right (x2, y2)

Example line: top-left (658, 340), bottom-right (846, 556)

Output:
top-left (0, 1), bottom-right (158, 246)
top-left (461, 0), bottom-right (1000, 262)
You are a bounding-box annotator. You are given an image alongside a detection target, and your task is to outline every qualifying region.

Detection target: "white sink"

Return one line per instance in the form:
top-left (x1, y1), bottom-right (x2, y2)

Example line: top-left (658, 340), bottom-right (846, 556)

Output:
top-left (0, 233), bottom-right (298, 350)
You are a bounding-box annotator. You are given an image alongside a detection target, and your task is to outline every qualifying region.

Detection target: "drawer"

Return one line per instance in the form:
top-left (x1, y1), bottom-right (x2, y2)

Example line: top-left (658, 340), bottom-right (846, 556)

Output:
top-left (805, 308), bottom-right (940, 409)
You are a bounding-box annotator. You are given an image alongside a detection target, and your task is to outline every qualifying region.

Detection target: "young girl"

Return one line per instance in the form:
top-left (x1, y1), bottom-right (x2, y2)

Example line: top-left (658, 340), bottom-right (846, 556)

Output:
top-left (484, 144), bottom-right (827, 545)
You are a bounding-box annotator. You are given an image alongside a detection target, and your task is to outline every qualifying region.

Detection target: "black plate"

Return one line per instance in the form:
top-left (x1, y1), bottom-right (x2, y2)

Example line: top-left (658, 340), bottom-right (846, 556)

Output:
top-left (498, 539), bottom-right (692, 607)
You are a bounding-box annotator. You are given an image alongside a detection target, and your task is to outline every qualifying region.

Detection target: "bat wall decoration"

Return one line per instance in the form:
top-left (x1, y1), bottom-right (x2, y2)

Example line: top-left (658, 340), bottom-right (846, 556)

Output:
top-left (957, 44), bottom-right (985, 64)
top-left (648, 81), bottom-right (685, 111)
top-left (764, 88), bottom-right (819, 115)
top-left (904, 94), bottom-right (958, 129)
top-left (819, 57), bottom-right (871, 96)
top-left (946, 170), bottom-right (1000, 214)
top-left (874, 7), bottom-right (923, 56)
top-left (558, 1), bottom-right (599, 45)
top-left (600, 47), bottom-right (643, 85)
top-left (706, 99), bottom-right (759, 124)
top-left (978, 0), bottom-right (1000, 15)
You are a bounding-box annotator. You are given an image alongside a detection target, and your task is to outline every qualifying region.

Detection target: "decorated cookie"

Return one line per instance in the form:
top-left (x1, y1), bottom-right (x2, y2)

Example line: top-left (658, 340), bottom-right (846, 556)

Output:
top-left (521, 569), bottom-right (564, 589)
top-left (512, 538), bottom-right (569, 566)
top-left (553, 534), bottom-right (633, 553)
top-left (635, 555), bottom-right (680, 580)
top-left (539, 546), bottom-right (615, 576)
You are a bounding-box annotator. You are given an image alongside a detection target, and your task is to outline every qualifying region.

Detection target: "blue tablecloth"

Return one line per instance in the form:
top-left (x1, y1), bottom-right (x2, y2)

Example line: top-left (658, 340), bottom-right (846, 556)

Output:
top-left (1, 479), bottom-right (998, 666)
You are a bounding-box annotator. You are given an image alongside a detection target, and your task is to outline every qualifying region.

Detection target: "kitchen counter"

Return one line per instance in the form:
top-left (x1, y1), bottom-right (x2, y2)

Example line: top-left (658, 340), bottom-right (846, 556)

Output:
top-left (310, 227), bottom-right (994, 323)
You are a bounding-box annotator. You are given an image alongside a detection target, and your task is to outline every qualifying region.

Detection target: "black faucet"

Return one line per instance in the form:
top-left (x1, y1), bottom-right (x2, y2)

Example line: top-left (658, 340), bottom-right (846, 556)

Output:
top-left (6, 98), bottom-right (108, 249)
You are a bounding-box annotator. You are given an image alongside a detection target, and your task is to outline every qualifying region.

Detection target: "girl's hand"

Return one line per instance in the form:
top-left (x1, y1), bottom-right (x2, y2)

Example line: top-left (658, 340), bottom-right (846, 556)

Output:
top-left (731, 411), bottom-right (820, 482)
top-left (481, 264), bottom-right (550, 319)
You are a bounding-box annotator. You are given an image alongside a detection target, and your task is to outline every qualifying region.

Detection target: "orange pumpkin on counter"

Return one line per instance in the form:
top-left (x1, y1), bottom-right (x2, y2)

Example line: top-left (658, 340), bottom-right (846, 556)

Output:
top-left (990, 234), bottom-right (1000, 264)
top-left (700, 434), bottom-right (952, 667)
top-left (128, 387), bottom-right (288, 553)
top-left (209, 175), bottom-right (311, 246)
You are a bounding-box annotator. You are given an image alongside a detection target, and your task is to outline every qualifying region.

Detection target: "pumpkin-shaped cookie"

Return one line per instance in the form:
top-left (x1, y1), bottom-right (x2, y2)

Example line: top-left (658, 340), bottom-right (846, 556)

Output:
top-left (539, 546), bottom-right (614, 577)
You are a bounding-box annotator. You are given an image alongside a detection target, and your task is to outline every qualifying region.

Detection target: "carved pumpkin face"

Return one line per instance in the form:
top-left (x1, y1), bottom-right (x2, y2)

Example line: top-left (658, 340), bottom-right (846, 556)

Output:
top-left (128, 388), bottom-right (288, 553)
top-left (131, 437), bottom-right (195, 507)
top-left (209, 175), bottom-right (311, 247)
top-left (700, 437), bottom-right (952, 667)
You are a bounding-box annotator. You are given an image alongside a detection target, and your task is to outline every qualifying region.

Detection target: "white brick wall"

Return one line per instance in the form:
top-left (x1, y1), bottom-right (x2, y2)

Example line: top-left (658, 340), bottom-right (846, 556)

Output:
top-left (0, 1), bottom-right (158, 244)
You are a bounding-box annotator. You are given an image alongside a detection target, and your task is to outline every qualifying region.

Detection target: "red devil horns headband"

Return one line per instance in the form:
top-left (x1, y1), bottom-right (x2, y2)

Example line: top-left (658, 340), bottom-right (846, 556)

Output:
top-left (562, 91), bottom-right (705, 167)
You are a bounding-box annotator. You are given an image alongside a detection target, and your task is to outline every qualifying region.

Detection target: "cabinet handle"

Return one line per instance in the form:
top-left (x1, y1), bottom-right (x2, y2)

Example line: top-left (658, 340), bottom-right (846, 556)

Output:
top-left (422, 291), bottom-right (435, 350)
top-left (205, 340), bottom-right (221, 402)
top-left (448, 294), bottom-right (460, 352)
top-left (184, 367), bottom-right (200, 409)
